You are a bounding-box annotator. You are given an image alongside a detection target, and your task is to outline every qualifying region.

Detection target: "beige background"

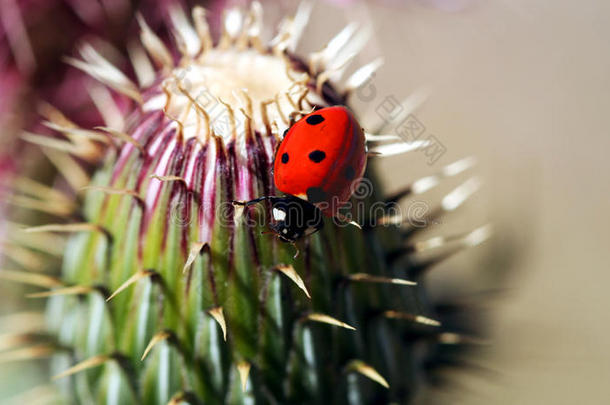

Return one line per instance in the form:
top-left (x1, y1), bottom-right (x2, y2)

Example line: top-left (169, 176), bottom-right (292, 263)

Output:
top-left (288, 0), bottom-right (610, 403)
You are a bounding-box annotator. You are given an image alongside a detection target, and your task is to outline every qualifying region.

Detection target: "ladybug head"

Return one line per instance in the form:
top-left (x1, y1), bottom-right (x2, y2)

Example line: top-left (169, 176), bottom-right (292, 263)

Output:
top-left (268, 195), bottom-right (324, 242)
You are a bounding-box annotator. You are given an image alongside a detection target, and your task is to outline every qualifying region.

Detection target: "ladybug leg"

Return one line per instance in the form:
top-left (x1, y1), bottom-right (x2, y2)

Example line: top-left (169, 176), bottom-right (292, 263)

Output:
top-left (290, 242), bottom-right (300, 259)
top-left (364, 143), bottom-right (382, 158)
top-left (335, 212), bottom-right (362, 230)
top-left (288, 111), bottom-right (299, 126)
top-left (258, 229), bottom-right (299, 258)
top-left (288, 106), bottom-right (316, 126)
top-left (288, 111), bottom-right (303, 126)
top-left (262, 233), bottom-right (300, 259)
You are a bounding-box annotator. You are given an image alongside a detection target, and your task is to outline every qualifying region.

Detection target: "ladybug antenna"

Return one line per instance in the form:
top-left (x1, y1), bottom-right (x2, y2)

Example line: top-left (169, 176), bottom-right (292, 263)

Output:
top-left (232, 196), bottom-right (272, 207)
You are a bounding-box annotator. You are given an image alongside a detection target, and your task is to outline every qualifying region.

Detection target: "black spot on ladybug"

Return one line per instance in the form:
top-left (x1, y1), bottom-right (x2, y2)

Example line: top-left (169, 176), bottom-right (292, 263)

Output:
top-left (281, 153), bottom-right (289, 163)
top-left (308, 150), bottom-right (326, 163)
top-left (282, 129), bottom-right (288, 138)
top-left (306, 114), bottom-right (325, 125)
top-left (309, 149), bottom-right (326, 163)
top-left (344, 166), bottom-right (355, 180)
top-left (306, 187), bottom-right (328, 204)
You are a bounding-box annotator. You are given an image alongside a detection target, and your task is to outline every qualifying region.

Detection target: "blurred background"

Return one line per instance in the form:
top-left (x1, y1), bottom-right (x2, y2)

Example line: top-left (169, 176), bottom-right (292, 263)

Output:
top-left (1, 0), bottom-right (608, 403)
top-left (346, 0), bottom-right (609, 403)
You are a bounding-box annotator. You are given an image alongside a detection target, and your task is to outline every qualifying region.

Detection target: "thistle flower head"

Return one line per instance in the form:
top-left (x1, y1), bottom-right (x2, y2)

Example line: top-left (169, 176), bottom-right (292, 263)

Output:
top-left (0, 2), bottom-right (491, 404)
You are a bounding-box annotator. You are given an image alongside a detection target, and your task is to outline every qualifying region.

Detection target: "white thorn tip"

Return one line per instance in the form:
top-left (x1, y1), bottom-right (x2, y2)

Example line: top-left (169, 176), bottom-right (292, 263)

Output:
top-left (183, 242), bottom-right (206, 274)
top-left (346, 58), bottom-right (384, 91)
top-left (237, 362), bottom-right (251, 391)
top-left (368, 140), bottom-right (430, 157)
top-left (305, 313), bottom-right (356, 330)
top-left (364, 133), bottom-right (401, 142)
top-left (138, 14), bottom-right (173, 68)
top-left (208, 307), bottom-right (227, 341)
top-left (288, 0), bottom-right (314, 52)
top-left (52, 355), bottom-right (109, 380)
top-left (169, 5), bottom-right (201, 57)
top-left (141, 332), bottom-right (171, 361)
top-left (346, 360), bottom-right (390, 389)
top-left (441, 177), bottom-right (482, 211)
top-left (224, 8), bottom-right (243, 39)
top-left (274, 265), bottom-right (311, 299)
top-left (443, 156), bottom-right (477, 176)
top-left (463, 224), bottom-right (493, 247)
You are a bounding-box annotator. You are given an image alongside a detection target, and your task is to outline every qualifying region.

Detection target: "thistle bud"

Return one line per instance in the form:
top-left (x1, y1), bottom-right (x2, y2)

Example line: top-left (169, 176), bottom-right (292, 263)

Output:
top-left (1, 3), bottom-right (490, 404)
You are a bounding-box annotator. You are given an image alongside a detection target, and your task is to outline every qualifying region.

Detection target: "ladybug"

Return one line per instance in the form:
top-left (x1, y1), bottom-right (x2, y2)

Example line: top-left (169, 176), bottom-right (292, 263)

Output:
top-left (235, 106), bottom-right (367, 244)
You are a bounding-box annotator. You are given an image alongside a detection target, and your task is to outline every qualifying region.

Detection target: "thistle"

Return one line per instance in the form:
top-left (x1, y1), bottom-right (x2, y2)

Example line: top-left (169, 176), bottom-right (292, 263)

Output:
top-left (1, 2), bottom-right (490, 404)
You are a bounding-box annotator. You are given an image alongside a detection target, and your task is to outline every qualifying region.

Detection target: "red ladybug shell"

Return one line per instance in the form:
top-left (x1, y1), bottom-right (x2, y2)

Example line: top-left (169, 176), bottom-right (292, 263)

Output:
top-left (273, 106), bottom-right (367, 216)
